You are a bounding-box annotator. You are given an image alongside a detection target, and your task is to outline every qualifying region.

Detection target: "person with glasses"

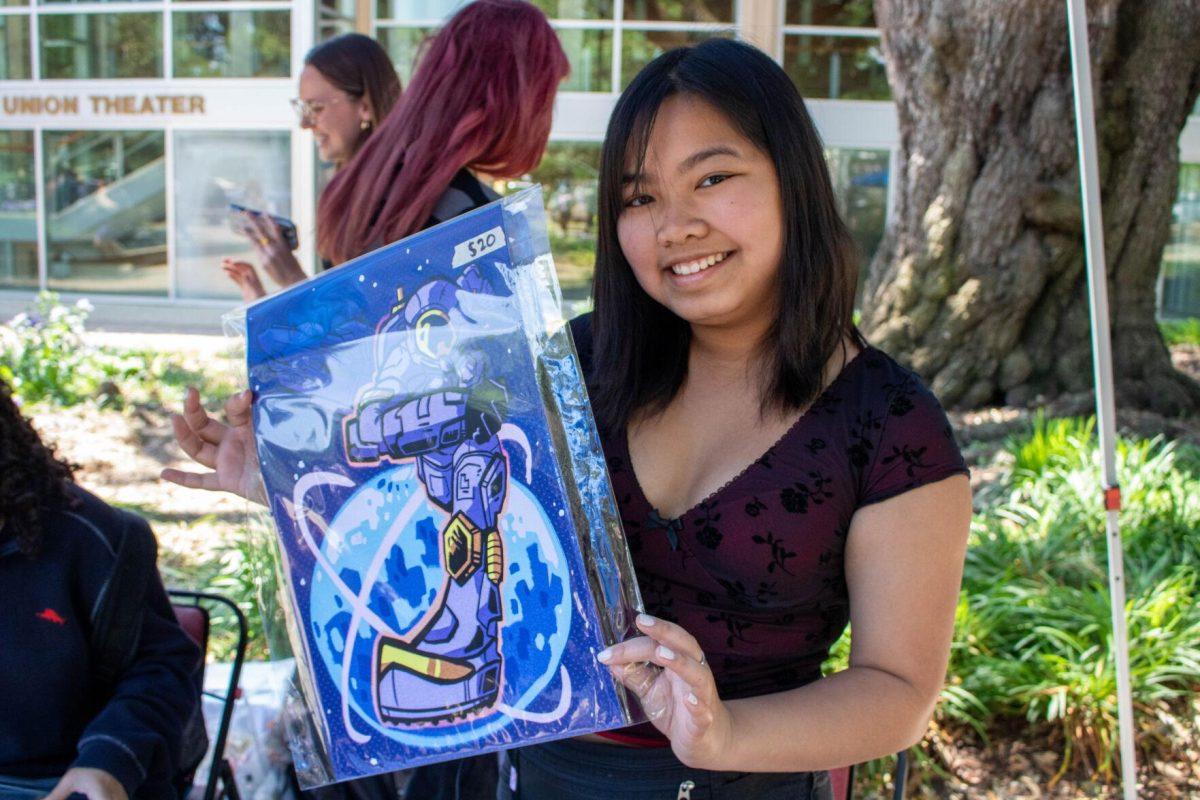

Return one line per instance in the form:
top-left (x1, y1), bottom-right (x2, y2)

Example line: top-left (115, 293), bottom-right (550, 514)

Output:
top-left (223, 33), bottom-right (402, 302)
top-left (168, 3), bottom-right (570, 797)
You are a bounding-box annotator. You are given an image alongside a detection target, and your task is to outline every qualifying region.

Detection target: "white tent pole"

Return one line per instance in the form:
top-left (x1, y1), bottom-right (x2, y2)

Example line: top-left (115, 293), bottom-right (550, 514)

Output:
top-left (1064, 1), bottom-right (1138, 797)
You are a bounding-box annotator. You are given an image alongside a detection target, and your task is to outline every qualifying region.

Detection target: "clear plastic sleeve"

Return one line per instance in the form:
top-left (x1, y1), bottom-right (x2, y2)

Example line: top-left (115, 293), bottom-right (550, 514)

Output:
top-left (225, 187), bottom-right (643, 787)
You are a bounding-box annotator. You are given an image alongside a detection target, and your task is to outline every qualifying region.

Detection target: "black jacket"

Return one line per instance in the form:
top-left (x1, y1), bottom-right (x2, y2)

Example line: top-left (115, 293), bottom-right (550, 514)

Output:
top-left (0, 485), bottom-right (200, 798)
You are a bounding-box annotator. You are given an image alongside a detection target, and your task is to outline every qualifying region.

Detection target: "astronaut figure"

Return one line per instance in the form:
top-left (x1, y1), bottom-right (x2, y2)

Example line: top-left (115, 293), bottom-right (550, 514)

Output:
top-left (343, 265), bottom-right (508, 724)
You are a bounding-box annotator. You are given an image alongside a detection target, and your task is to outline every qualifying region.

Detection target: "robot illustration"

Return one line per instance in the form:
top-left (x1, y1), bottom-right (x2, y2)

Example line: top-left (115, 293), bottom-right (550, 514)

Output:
top-left (342, 265), bottom-right (509, 725)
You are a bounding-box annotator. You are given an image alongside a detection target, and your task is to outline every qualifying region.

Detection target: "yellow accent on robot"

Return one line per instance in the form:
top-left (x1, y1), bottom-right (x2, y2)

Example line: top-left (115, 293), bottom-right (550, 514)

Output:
top-left (485, 529), bottom-right (503, 584)
top-left (377, 641), bottom-right (474, 683)
top-left (415, 308), bottom-right (454, 358)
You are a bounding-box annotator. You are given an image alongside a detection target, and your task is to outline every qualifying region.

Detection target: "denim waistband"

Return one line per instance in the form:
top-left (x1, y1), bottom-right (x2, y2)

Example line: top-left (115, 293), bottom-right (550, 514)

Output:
top-left (506, 737), bottom-right (828, 800)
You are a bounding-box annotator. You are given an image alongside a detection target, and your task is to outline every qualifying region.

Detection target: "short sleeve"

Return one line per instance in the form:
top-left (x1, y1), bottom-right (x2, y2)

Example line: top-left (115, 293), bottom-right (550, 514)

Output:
top-left (859, 369), bottom-right (969, 508)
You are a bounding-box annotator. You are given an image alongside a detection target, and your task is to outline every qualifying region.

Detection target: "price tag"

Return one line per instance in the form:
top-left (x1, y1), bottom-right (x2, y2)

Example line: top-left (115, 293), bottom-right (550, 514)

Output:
top-left (452, 226), bottom-right (506, 267)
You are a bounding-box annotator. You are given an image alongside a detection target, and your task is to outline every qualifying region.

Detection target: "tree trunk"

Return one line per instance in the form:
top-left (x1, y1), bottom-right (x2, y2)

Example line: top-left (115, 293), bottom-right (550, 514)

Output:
top-left (863, 0), bottom-right (1200, 414)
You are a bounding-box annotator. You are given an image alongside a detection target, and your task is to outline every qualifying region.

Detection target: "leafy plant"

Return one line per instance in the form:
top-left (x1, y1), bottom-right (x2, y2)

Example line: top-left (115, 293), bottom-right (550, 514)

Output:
top-left (1159, 317), bottom-right (1200, 346)
top-left (1, 292), bottom-right (241, 408)
top-left (942, 418), bottom-right (1200, 781)
top-left (0, 292), bottom-right (133, 405)
top-left (826, 417), bottom-right (1200, 790)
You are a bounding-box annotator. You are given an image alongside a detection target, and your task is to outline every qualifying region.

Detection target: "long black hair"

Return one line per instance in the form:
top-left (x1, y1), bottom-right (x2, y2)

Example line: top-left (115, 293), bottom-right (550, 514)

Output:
top-left (0, 378), bottom-right (76, 555)
top-left (589, 38), bottom-right (862, 435)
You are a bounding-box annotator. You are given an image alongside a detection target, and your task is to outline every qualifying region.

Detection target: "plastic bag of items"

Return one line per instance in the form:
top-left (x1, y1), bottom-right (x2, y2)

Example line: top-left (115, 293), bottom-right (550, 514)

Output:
top-left (224, 187), bottom-right (642, 788)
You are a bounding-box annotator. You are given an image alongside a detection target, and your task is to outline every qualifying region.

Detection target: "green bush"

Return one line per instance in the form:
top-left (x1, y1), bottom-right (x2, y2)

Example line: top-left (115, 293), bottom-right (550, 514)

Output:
top-left (1160, 317), bottom-right (1200, 346)
top-left (1, 292), bottom-right (240, 408)
top-left (825, 417), bottom-right (1200, 789)
top-left (949, 418), bottom-right (1200, 778)
top-left (0, 293), bottom-right (140, 406)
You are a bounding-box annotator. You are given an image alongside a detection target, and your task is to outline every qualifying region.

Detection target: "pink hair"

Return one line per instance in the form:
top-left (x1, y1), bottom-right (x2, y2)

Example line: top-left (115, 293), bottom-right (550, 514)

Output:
top-left (317, 0), bottom-right (569, 265)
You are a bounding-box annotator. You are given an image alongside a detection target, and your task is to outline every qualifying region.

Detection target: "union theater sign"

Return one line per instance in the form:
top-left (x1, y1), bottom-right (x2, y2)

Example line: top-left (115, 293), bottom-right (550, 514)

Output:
top-left (2, 94), bottom-right (207, 116)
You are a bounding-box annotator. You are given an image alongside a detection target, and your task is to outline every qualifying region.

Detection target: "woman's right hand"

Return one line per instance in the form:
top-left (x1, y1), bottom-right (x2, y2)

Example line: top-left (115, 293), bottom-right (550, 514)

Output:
top-left (222, 258), bottom-right (267, 302)
top-left (162, 387), bottom-right (266, 505)
top-left (245, 211), bottom-right (306, 289)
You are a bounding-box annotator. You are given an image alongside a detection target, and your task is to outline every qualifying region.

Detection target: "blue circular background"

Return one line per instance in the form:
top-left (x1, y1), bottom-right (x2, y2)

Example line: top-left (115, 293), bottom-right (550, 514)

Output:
top-left (306, 465), bottom-right (572, 745)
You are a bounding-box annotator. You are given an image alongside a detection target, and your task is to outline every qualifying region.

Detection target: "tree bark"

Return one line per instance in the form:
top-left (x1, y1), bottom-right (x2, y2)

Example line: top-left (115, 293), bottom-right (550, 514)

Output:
top-left (863, 0), bottom-right (1200, 414)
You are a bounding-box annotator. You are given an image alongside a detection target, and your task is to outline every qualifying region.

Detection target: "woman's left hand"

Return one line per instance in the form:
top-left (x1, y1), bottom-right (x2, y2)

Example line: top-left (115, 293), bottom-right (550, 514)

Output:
top-left (598, 614), bottom-right (734, 770)
top-left (41, 767), bottom-right (128, 800)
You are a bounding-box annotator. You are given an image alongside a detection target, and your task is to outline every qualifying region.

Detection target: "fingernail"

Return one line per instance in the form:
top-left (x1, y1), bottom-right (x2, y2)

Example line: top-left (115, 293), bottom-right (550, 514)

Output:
top-left (656, 645), bottom-right (675, 661)
top-left (597, 648), bottom-right (612, 663)
top-left (637, 614), bottom-right (655, 627)
top-left (686, 692), bottom-right (699, 705)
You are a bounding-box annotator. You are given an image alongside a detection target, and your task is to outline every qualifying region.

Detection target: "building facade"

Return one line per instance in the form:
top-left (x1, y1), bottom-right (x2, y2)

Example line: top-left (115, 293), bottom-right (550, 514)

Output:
top-left (1, 0), bottom-right (1198, 329)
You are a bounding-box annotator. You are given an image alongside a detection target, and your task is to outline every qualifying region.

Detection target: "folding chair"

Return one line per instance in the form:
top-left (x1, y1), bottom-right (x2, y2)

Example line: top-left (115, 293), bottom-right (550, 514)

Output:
top-left (169, 589), bottom-right (249, 800)
top-left (830, 750), bottom-right (909, 800)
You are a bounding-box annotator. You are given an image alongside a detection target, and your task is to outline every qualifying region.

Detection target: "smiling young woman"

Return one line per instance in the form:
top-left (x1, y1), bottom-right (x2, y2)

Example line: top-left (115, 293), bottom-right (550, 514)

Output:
top-left (496, 38), bottom-right (973, 800)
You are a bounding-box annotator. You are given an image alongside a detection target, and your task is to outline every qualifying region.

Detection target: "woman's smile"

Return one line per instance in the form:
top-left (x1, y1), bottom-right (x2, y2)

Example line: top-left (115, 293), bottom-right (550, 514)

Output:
top-left (665, 249), bottom-right (734, 277)
top-left (617, 95), bottom-right (783, 329)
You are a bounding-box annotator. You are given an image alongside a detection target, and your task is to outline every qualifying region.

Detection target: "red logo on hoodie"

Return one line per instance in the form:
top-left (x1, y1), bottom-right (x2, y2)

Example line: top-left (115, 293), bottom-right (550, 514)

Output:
top-left (37, 608), bottom-right (66, 625)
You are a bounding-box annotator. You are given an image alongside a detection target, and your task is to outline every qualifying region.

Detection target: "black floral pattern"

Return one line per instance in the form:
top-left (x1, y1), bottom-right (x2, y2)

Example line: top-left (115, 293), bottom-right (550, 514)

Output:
top-left (692, 500), bottom-right (723, 549)
top-left (705, 610), bottom-right (756, 646)
top-left (587, 334), bottom-right (968, 705)
top-left (639, 574), bottom-right (676, 621)
top-left (880, 443), bottom-right (932, 478)
top-left (779, 470), bottom-right (834, 514)
top-left (847, 409), bottom-right (885, 469)
top-left (751, 531), bottom-right (797, 575)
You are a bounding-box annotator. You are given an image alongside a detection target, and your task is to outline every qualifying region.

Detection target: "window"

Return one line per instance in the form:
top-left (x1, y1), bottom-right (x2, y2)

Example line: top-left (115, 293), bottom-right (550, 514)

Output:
top-left (43, 130), bottom-right (167, 295)
top-left (620, 28), bottom-right (727, 87)
top-left (1160, 163), bottom-right (1200, 319)
top-left (0, 130), bottom-right (37, 289)
top-left (522, 141), bottom-right (600, 308)
top-left (619, 1), bottom-right (733, 88)
top-left (784, 0), bottom-right (874, 27)
top-left (623, 0), bottom-right (732, 23)
top-left (531, 0), bottom-right (610, 18)
top-left (782, 0), bottom-right (888, 101)
top-left (173, 131), bottom-right (293, 299)
top-left (0, 15), bottom-right (30, 79)
top-left (556, 27), bottom-right (612, 92)
top-left (375, 0), bottom-right (460, 18)
top-left (376, 25), bottom-right (434, 84)
top-left (783, 34), bottom-right (887, 100)
top-left (173, 10), bottom-right (291, 78)
top-left (318, 0), bottom-right (358, 41)
top-left (374, 0), bottom-right (737, 94)
top-left (39, 13), bottom-right (162, 79)
top-left (824, 147), bottom-right (888, 300)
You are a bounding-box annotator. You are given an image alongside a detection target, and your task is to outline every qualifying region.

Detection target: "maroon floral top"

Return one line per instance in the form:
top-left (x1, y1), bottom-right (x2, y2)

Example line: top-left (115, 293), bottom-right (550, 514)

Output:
top-left (571, 316), bottom-right (968, 739)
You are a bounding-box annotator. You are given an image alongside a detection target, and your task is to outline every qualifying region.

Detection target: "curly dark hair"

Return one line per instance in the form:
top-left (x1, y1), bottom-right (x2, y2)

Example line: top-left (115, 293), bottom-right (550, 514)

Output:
top-left (0, 378), bottom-right (76, 555)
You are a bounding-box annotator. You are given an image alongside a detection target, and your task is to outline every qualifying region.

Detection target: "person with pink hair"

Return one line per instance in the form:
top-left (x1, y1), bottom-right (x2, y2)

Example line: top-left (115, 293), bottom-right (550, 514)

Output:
top-left (167, 3), bottom-right (569, 797)
top-left (225, 0), bottom-right (567, 299)
top-left (316, 0), bottom-right (568, 267)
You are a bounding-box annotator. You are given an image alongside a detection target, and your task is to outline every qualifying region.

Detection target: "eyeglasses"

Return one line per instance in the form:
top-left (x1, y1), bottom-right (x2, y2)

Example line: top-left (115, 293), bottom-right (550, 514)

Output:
top-left (289, 96), bottom-right (346, 122)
